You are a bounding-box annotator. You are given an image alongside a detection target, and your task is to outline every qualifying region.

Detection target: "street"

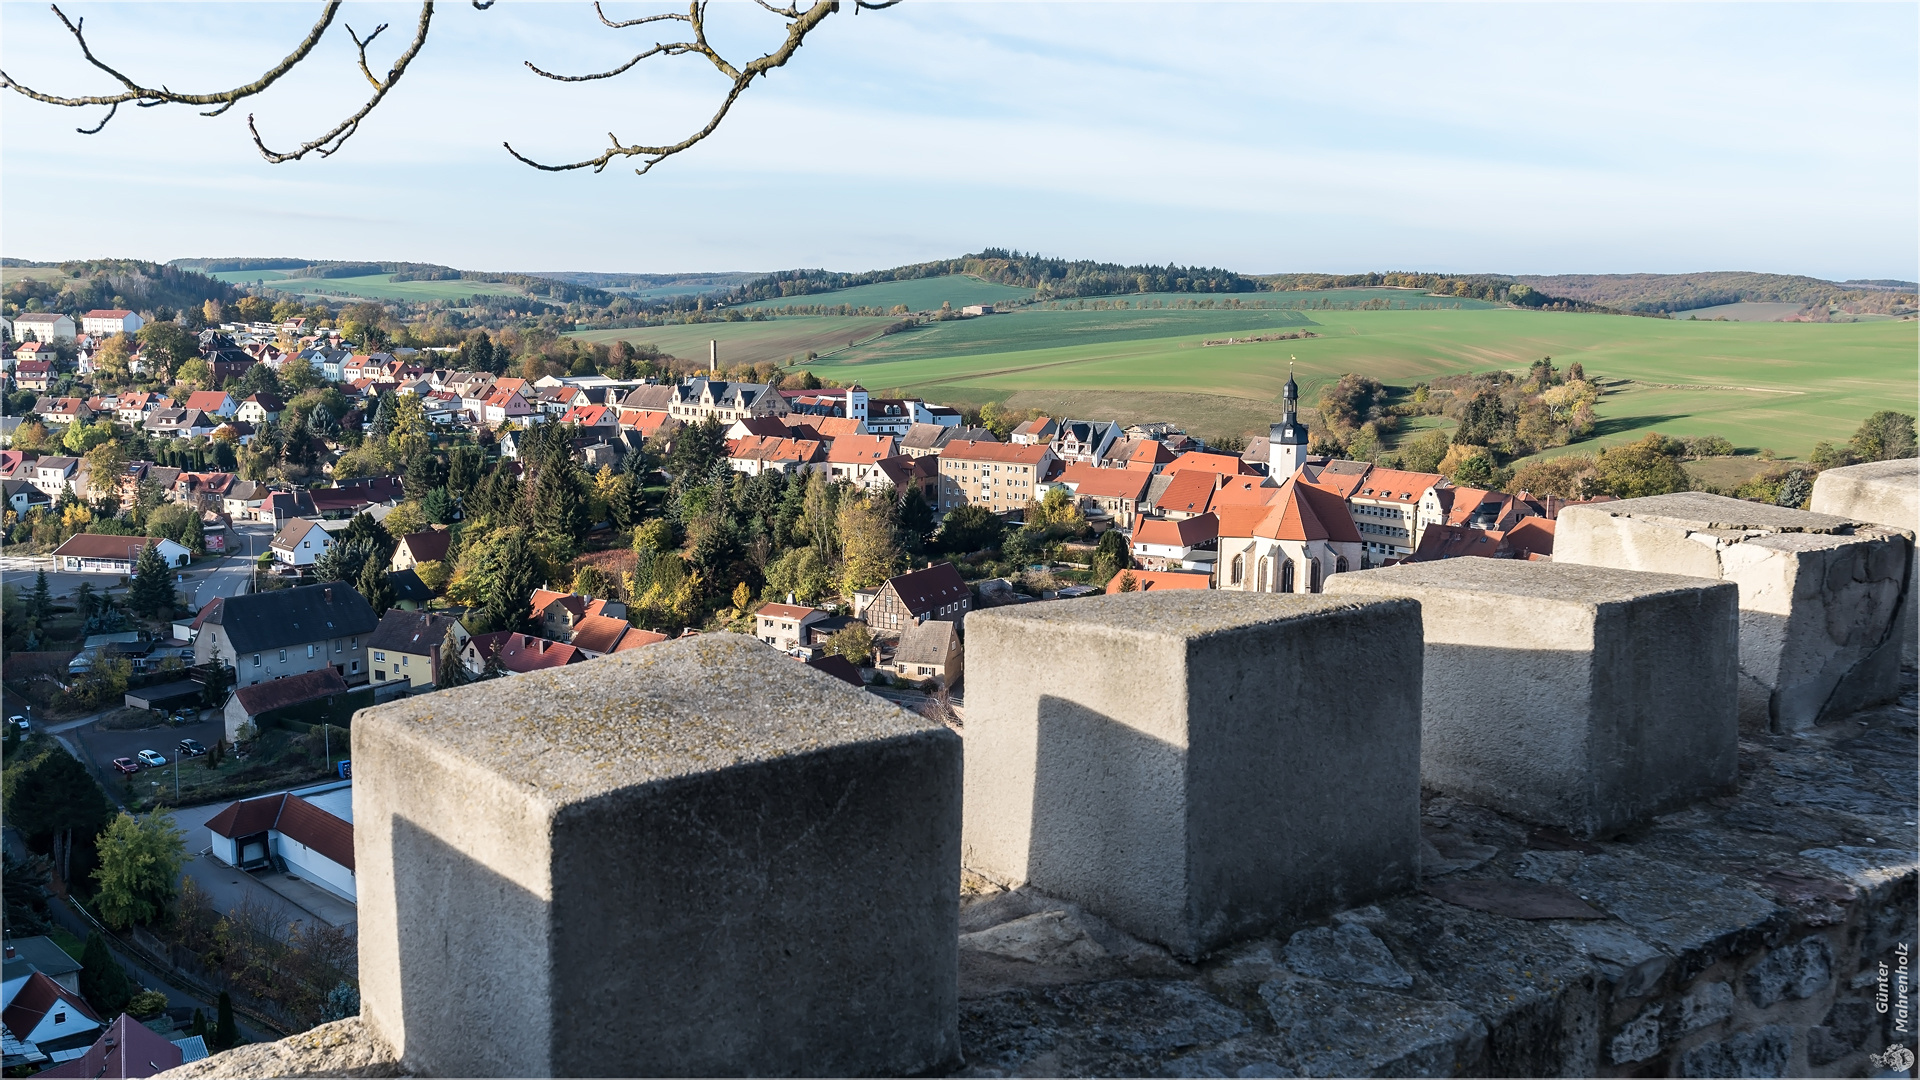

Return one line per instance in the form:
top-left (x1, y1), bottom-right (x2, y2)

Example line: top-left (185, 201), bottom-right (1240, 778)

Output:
top-left (0, 519), bottom-right (270, 614)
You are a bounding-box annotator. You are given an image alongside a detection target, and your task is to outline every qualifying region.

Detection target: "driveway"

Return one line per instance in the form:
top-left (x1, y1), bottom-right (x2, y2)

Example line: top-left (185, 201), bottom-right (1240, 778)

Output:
top-left (173, 801), bottom-right (356, 933)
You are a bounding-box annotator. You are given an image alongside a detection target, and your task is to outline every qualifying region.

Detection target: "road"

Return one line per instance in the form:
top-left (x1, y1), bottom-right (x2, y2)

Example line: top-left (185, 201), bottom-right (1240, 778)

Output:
top-left (0, 519), bottom-right (269, 613)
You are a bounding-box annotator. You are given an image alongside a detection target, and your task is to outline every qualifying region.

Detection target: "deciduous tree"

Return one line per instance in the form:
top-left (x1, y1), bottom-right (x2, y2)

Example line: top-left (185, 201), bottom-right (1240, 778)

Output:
top-left (92, 809), bottom-right (186, 929)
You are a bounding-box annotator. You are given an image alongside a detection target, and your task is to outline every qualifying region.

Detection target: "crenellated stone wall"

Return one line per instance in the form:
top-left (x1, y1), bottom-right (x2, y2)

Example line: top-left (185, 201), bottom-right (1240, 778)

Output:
top-left (160, 513), bottom-right (1918, 1079)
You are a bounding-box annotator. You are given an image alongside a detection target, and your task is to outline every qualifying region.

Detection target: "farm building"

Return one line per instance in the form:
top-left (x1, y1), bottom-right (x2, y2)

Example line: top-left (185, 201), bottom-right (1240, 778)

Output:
top-left (204, 785), bottom-right (356, 902)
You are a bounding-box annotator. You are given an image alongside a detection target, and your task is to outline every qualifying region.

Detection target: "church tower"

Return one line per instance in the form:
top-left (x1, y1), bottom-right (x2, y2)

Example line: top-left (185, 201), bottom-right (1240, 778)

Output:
top-left (1268, 363), bottom-right (1308, 478)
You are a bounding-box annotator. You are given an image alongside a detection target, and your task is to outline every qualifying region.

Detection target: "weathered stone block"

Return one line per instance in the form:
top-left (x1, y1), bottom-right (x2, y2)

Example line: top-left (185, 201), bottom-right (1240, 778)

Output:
top-left (962, 591), bottom-right (1423, 960)
top-left (353, 635), bottom-right (962, 1078)
top-left (1326, 559), bottom-right (1739, 836)
top-left (1810, 458), bottom-right (1919, 667)
top-left (1556, 492), bottom-right (1911, 731)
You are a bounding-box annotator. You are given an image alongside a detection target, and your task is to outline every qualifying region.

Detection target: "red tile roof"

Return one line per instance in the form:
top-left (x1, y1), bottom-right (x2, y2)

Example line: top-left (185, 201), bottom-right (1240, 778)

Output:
top-left (1354, 468), bottom-right (1444, 504)
top-left (1207, 475), bottom-right (1278, 512)
top-left (1255, 478), bottom-right (1362, 544)
top-left (1164, 451), bottom-right (1255, 477)
top-left (569, 613), bottom-right (636, 654)
top-left (206, 792), bottom-right (354, 870)
top-left (1126, 440), bottom-right (1176, 469)
top-left (757, 603), bottom-right (816, 620)
top-left (232, 667), bottom-right (350, 717)
top-left (1506, 517), bottom-right (1555, 559)
top-left (3, 970), bottom-right (101, 1043)
top-left (182, 391), bottom-right (230, 413)
top-left (1153, 470), bottom-right (1220, 516)
top-left (1132, 513), bottom-right (1218, 549)
top-left (1057, 463), bottom-right (1151, 501)
top-left (1104, 569), bottom-right (1212, 594)
top-left (826, 434), bottom-right (897, 464)
top-left (83, 308), bottom-right (136, 319)
top-left (51, 534), bottom-right (171, 561)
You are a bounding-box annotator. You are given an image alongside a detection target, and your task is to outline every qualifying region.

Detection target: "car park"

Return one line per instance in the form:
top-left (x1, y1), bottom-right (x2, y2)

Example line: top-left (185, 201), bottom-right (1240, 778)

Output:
top-left (177, 738), bottom-right (207, 757)
top-left (137, 749), bottom-right (167, 767)
top-left (112, 757), bottom-right (140, 775)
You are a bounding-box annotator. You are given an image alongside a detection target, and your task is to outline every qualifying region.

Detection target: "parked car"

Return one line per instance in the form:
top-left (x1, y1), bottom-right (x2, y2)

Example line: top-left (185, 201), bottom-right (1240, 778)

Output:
top-left (112, 757), bottom-right (140, 775)
top-left (136, 749), bottom-right (167, 767)
top-left (7, 715), bottom-right (27, 733)
top-left (177, 738), bottom-right (207, 757)
top-left (169, 710), bottom-right (197, 726)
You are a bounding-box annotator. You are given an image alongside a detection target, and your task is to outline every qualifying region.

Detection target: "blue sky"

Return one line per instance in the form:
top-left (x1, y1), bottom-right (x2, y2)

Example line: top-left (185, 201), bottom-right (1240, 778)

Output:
top-left (2, 3), bottom-right (1913, 279)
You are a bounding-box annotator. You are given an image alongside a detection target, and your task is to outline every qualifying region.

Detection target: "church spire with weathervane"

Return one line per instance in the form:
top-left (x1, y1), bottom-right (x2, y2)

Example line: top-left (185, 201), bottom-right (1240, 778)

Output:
top-left (1268, 359), bottom-right (1308, 477)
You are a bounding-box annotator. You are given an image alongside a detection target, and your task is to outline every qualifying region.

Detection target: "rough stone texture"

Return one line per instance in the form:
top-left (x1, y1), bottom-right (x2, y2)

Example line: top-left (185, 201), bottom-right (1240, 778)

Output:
top-left (962, 591), bottom-right (1424, 960)
top-left (1281, 922), bottom-right (1414, 989)
top-left (150, 1017), bottom-right (405, 1079)
top-left (1556, 491), bottom-right (1911, 731)
top-left (1811, 458), bottom-right (1919, 667)
top-left (1326, 559), bottom-right (1740, 836)
top-left (177, 669), bottom-right (1919, 1080)
top-left (354, 634), bottom-right (962, 1078)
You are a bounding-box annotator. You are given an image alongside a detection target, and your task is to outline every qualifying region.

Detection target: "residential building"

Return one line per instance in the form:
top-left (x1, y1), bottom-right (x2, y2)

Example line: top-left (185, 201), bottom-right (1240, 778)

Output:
top-left (1345, 467), bottom-right (1448, 563)
top-left (754, 603), bottom-right (827, 652)
top-left (3, 478), bottom-right (50, 516)
top-left (727, 435), bottom-right (825, 476)
top-left (29, 455), bottom-right (79, 498)
top-left (114, 392), bottom-right (164, 425)
top-left (2, 939), bottom-right (81, 997)
top-left (1148, 470), bottom-right (1224, 520)
top-left (13, 359), bottom-right (53, 392)
top-left (668, 378), bottom-right (789, 424)
top-left (389, 527), bottom-right (452, 572)
top-left (782, 383), bottom-right (868, 427)
top-left (530, 589), bottom-right (628, 642)
top-left (889, 618), bottom-right (962, 688)
top-left (1103, 569), bottom-right (1213, 594)
top-left (864, 562), bottom-right (971, 637)
top-left (461, 631), bottom-right (587, 675)
top-left (825, 434), bottom-right (900, 488)
top-left (270, 517), bottom-right (334, 567)
top-left (1, 971), bottom-right (101, 1066)
top-left (36, 1011), bottom-right (186, 1079)
top-left (52, 534), bottom-right (191, 574)
top-left (143, 408), bottom-right (214, 439)
top-left (368, 610), bottom-right (469, 689)
top-left (235, 393), bottom-right (285, 424)
top-left (1050, 419), bottom-right (1122, 465)
top-left (79, 309), bottom-right (144, 337)
top-left (192, 583), bottom-right (380, 687)
top-left (35, 398), bottom-right (92, 428)
top-left (180, 390), bottom-right (238, 419)
top-left (1010, 416), bottom-right (1058, 445)
top-left (12, 313), bottom-right (76, 343)
top-left (898, 422), bottom-right (997, 459)
top-left (1215, 477), bottom-right (1363, 594)
top-left (567, 615), bottom-right (664, 657)
top-left (934, 440), bottom-right (1054, 516)
top-left (1131, 513), bottom-right (1219, 571)
top-left (1056, 463), bottom-right (1152, 528)
top-left (205, 787), bottom-right (356, 901)
top-left (481, 385), bottom-right (538, 426)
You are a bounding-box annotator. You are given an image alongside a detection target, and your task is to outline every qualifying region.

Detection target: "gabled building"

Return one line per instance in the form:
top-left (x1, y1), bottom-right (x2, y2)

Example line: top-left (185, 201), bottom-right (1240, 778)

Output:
top-left (143, 408), bottom-right (214, 440)
top-left (826, 434), bottom-right (900, 488)
top-left (29, 455), bottom-right (79, 498)
top-left (52, 534), bottom-right (190, 574)
top-left (80, 309), bottom-right (144, 337)
top-left (368, 609), bottom-right (469, 689)
top-left (1346, 467), bottom-right (1448, 563)
top-left (669, 378), bottom-right (789, 424)
top-left (864, 562), bottom-right (971, 638)
top-left (1050, 419), bottom-right (1122, 466)
top-left (1, 972), bottom-right (101, 1065)
top-left (35, 398), bottom-right (92, 428)
top-left (1215, 477), bottom-right (1363, 593)
top-left (36, 1010), bottom-right (186, 1079)
top-left (530, 589), bottom-right (628, 642)
top-left (567, 614), bottom-right (664, 657)
top-left (235, 393), bottom-right (285, 424)
top-left (181, 390), bottom-right (237, 419)
top-left (389, 527), bottom-right (452, 572)
top-left (1055, 463), bottom-right (1153, 528)
top-left (889, 618), bottom-right (963, 689)
top-left (753, 603), bottom-right (827, 652)
top-left (461, 631), bottom-right (587, 675)
top-left (192, 583), bottom-right (380, 687)
top-left (270, 517), bottom-right (334, 567)
top-left (13, 359), bottom-right (54, 392)
top-left (727, 435), bottom-right (825, 477)
top-left (1131, 513), bottom-right (1219, 572)
top-left (12, 313), bottom-right (76, 343)
top-left (205, 788), bottom-right (355, 901)
top-left (1010, 416), bottom-right (1058, 445)
top-left (1103, 569), bottom-right (1212, 594)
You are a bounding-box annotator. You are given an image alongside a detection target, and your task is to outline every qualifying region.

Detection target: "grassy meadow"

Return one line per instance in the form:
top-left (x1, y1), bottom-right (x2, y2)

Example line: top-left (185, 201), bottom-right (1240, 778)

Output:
top-left (253, 272), bottom-right (525, 303)
top-left (580, 288), bottom-right (1916, 458)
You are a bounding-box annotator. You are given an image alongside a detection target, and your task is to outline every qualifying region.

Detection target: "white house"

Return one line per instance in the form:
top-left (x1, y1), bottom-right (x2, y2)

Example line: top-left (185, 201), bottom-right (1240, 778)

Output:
top-left (11, 313), bottom-right (76, 343)
top-left (1, 971), bottom-right (103, 1064)
top-left (80, 309), bottom-right (144, 337)
top-left (205, 785), bottom-right (356, 902)
top-left (270, 517), bottom-right (333, 566)
top-left (51, 534), bottom-right (191, 574)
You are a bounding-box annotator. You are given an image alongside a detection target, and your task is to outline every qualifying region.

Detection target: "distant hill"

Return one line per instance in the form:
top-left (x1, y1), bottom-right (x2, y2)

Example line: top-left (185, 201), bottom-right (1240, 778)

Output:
top-left (1513, 272), bottom-right (1916, 316)
top-left (3, 258), bottom-right (239, 319)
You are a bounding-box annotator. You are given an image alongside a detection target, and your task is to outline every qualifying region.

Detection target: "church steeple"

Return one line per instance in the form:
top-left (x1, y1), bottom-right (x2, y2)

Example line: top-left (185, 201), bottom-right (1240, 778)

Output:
top-left (1268, 360), bottom-right (1307, 477)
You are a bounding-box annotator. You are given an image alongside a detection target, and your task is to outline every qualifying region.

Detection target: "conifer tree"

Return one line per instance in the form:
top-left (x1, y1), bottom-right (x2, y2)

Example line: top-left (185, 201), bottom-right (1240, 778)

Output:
top-left (127, 541), bottom-right (176, 617)
top-left (214, 991), bottom-right (238, 1050)
top-left (357, 558), bottom-right (395, 617)
top-left (79, 933), bottom-right (133, 1017)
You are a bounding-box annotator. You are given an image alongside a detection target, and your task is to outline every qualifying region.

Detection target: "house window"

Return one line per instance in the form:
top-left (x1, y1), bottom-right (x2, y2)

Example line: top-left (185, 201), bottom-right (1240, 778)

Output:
top-left (252, 653), bottom-right (261, 666)
top-left (374, 651), bottom-right (386, 662)
top-left (335, 640), bottom-right (342, 653)
top-left (279, 649), bottom-right (287, 663)
top-left (308, 644), bottom-right (316, 658)
top-left (351, 660), bottom-right (359, 673)
top-left (1230, 554), bottom-right (1244, 586)
top-left (351, 637), bottom-right (359, 650)
top-left (375, 669), bottom-right (386, 681)
top-left (53, 1011), bottom-right (65, 1024)
top-left (402, 655), bottom-right (409, 667)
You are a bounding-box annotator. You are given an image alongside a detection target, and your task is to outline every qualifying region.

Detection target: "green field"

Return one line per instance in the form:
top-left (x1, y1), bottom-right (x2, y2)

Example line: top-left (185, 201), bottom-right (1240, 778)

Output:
top-left (258, 273), bottom-right (525, 302)
top-left (739, 274), bottom-right (1033, 312)
top-left (571, 315), bottom-right (898, 364)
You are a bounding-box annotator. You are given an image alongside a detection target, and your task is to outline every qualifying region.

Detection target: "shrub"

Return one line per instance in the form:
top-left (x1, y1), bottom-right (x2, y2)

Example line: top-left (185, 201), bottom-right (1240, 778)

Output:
top-left (127, 989), bottom-right (170, 1018)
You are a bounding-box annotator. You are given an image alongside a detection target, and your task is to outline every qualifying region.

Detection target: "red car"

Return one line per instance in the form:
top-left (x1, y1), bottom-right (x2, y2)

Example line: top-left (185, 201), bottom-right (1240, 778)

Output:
top-left (112, 757), bottom-right (140, 776)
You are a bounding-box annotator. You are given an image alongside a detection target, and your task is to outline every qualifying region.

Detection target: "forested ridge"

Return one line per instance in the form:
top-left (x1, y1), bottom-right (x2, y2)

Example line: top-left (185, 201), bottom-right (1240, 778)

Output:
top-left (1514, 272), bottom-right (1917, 315)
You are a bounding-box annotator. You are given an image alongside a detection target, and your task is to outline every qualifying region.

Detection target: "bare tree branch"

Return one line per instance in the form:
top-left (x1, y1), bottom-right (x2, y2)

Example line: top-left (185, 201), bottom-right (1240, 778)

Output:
top-left (250, 4), bottom-right (435, 163)
top-left (595, 2), bottom-right (693, 30)
top-left (506, 0), bottom-right (839, 175)
top-left (1, 2), bottom-right (343, 127)
top-left (346, 21), bottom-right (393, 90)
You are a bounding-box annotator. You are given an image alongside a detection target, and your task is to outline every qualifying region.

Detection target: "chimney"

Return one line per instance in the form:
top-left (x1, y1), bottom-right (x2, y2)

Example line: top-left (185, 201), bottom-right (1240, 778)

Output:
top-left (324, 586), bottom-right (333, 602)
top-left (709, 339), bottom-right (718, 378)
